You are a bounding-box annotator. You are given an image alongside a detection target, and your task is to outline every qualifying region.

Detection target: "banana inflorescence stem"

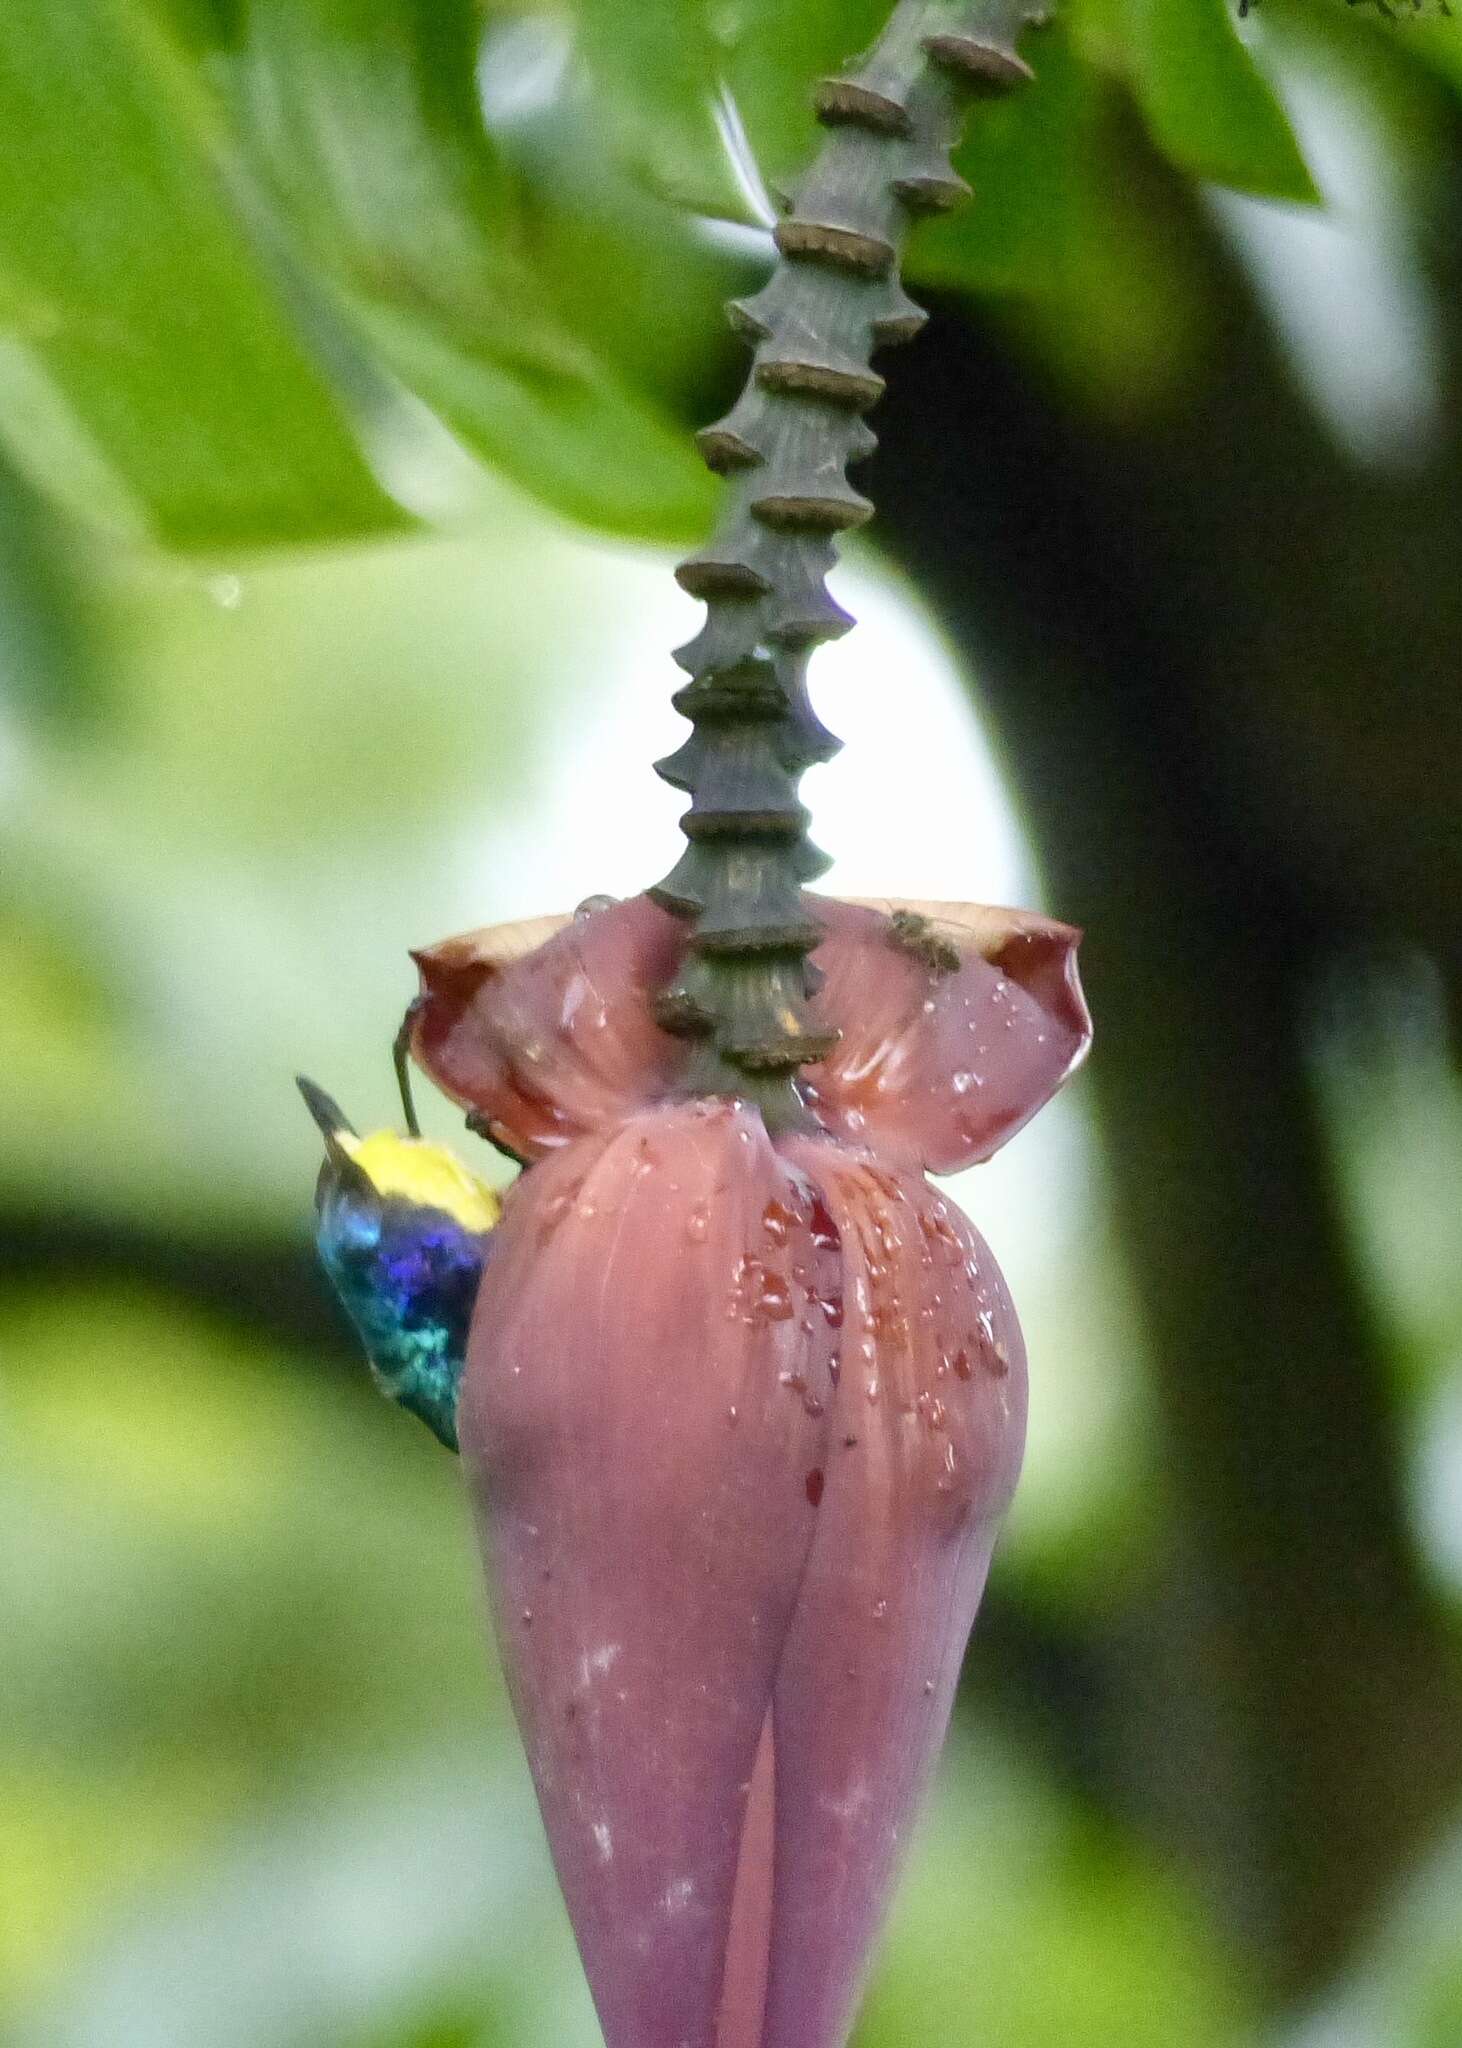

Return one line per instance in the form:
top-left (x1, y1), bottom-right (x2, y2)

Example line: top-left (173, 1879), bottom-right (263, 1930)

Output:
top-left (652, 0), bottom-right (1043, 1128)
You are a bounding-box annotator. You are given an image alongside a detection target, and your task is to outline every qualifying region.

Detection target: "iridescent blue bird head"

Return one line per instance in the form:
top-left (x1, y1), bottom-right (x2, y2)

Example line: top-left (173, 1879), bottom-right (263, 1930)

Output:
top-left (298, 1076), bottom-right (499, 1451)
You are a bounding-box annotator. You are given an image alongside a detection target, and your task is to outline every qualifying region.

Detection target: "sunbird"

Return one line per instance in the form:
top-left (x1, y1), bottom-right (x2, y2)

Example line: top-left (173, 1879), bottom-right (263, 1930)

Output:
top-left (298, 1075), bottom-right (498, 1451)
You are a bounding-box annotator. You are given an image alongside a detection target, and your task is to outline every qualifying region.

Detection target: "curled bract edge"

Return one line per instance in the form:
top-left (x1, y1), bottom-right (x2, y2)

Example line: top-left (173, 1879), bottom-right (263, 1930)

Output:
top-left (408, 891), bottom-right (1089, 1171)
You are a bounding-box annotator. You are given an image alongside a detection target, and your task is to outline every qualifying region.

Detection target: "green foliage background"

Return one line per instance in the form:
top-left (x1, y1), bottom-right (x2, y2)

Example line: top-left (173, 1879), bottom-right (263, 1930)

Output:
top-left (2, 4), bottom-right (1461, 2046)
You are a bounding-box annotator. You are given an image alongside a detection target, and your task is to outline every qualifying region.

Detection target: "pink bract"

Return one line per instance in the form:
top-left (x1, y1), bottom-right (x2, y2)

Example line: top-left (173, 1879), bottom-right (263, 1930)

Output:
top-left (410, 892), bottom-right (1088, 1169)
top-left (410, 893), bottom-right (1089, 2048)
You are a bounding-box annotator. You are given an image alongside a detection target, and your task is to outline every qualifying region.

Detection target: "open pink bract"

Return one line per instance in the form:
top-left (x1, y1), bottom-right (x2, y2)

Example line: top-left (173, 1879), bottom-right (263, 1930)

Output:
top-left (411, 894), bottom-right (1089, 2048)
top-left (410, 892), bottom-right (1087, 1171)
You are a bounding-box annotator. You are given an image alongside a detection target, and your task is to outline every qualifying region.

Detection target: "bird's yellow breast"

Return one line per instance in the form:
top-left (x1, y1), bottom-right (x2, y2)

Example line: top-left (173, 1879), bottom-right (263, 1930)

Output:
top-left (342, 1130), bottom-right (501, 1234)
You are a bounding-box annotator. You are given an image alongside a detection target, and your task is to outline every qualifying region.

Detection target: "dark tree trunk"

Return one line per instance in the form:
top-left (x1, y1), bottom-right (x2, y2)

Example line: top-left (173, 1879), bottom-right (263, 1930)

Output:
top-left (871, 210), bottom-right (1462, 1997)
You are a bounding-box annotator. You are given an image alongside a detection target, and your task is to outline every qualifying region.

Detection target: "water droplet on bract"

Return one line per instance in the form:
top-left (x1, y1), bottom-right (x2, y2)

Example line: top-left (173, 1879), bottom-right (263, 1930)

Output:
top-left (992, 1341), bottom-right (1011, 1377)
top-left (809, 1196), bottom-right (840, 1252)
top-left (727, 1404), bottom-right (739, 1425)
top-left (924, 1680), bottom-right (935, 1696)
top-left (803, 1392), bottom-right (824, 1419)
top-left (952, 1348), bottom-right (973, 1380)
top-left (977, 1308), bottom-right (996, 1344)
top-left (866, 1377), bottom-right (880, 1404)
top-left (952, 1071), bottom-right (973, 1095)
top-left (762, 1198), bottom-right (795, 1245)
top-left (521, 1609), bottom-right (534, 1626)
top-left (916, 1392), bottom-right (947, 1432)
top-left (921, 998), bottom-right (936, 1014)
top-left (815, 1291), bottom-right (844, 1329)
top-left (872, 1598), bottom-right (888, 1620)
top-left (755, 1266), bottom-right (793, 1320)
top-left (686, 1203), bottom-right (710, 1243)
top-left (805, 1468), bottom-right (825, 1507)
top-left (575, 893), bottom-right (617, 919)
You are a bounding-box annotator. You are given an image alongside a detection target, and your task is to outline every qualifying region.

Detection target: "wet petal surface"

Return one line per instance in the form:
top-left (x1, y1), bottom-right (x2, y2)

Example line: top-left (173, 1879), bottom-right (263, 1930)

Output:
top-left (409, 894), bottom-right (1089, 1175)
top-left (457, 1101), bottom-right (839, 2048)
top-left (410, 897), bottom-right (683, 1157)
top-left (801, 898), bottom-right (1091, 1172)
top-left (762, 1139), bottom-right (1027, 2048)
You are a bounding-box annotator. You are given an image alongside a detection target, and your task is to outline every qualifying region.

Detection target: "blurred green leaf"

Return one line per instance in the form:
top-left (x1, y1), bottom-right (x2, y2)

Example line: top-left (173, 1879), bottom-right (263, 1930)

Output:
top-left (567, 0), bottom-right (890, 214)
top-left (857, 1734), bottom-right (1251, 2048)
top-left (910, 27), bottom-right (1208, 412)
top-left (0, 454), bottom-right (103, 729)
top-left (568, 0), bottom-right (750, 219)
top-left (225, 0), bottom-right (716, 540)
top-left (1117, 0), bottom-right (1317, 203)
top-left (0, 0), bottom-right (405, 549)
top-left (914, 26), bottom-right (1098, 299)
top-left (0, 1286), bottom-right (505, 2023)
top-left (713, 0), bottom-right (891, 199)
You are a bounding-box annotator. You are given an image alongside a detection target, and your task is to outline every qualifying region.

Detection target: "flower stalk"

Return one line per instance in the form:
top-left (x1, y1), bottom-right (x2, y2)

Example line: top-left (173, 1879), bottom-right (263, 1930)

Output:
top-left (654, 0), bottom-right (1044, 1126)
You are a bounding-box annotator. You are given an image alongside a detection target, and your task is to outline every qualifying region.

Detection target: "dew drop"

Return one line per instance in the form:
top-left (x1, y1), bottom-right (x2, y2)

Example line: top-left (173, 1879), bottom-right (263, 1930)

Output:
top-left (520, 1609), bottom-right (534, 1626)
top-left (574, 893), bottom-right (617, 919)
top-left (952, 1348), bottom-right (973, 1381)
top-left (686, 1203), bottom-right (710, 1244)
top-left (872, 1598), bottom-right (888, 1620)
top-left (916, 1392), bottom-right (947, 1432)
top-left (541, 1192), bottom-right (572, 1228)
top-left (727, 1404), bottom-right (739, 1425)
top-left (762, 1198), bottom-right (795, 1246)
top-left (809, 1196), bottom-right (840, 1252)
top-left (757, 1270), bottom-right (793, 1321)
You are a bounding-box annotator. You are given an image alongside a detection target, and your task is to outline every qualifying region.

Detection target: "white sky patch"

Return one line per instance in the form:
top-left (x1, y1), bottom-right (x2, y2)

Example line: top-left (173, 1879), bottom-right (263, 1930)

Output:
top-left (459, 548), bottom-right (1031, 922)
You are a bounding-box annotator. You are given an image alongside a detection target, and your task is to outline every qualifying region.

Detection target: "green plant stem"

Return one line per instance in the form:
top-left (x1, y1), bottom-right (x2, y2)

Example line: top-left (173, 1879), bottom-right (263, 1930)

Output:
top-left (651, 0), bottom-right (1042, 1128)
